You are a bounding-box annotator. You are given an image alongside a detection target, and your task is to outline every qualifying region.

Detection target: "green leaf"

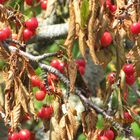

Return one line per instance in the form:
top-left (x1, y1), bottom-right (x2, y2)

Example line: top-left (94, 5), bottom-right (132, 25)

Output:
top-left (80, 0), bottom-right (89, 29)
top-left (131, 122), bottom-right (140, 137)
top-left (77, 133), bottom-right (86, 140)
top-left (96, 114), bottom-right (104, 129)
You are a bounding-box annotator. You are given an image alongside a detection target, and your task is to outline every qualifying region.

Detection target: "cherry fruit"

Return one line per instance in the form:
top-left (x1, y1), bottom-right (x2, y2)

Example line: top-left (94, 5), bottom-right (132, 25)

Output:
top-left (107, 72), bottom-right (116, 84)
top-left (125, 74), bottom-right (135, 85)
top-left (104, 129), bottom-right (114, 140)
top-left (35, 90), bottom-right (46, 101)
top-left (8, 132), bottom-right (19, 140)
top-left (0, 30), bottom-right (7, 41)
top-left (98, 136), bottom-right (109, 140)
top-left (3, 27), bottom-right (11, 38)
top-left (23, 28), bottom-right (33, 41)
top-left (25, 17), bottom-right (38, 31)
top-left (38, 106), bottom-right (53, 119)
top-left (19, 129), bottom-right (31, 140)
top-left (123, 64), bottom-right (135, 76)
top-left (109, 5), bottom-right (117, 13)
top-left (25, 0), bottom-right (33, 5)
top-left (130, 23), bottom-right (140, 34)
top-left (100, 32), bottom-right (112, 47)
top-left (40, 0), bottom-right (47, 10)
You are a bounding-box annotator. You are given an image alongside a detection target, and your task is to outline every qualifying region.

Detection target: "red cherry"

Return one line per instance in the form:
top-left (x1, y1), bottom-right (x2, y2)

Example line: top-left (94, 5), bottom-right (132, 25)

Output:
top-left (31, 75), bottom-right (42, 87)
top-left (0, 30), bottom-right (7, 41)
top-left (78, 66), bottom-right (85, 75)
top-left (38, 106), bottom-right (53, 119)
top-left (130, 23), bottom-right (140, 34)
top-left (75, 59), bottom-right (86, 67)
top-left (98, 136), bottom-right (109, 140)
top-left (109, 5), bottom-right (117, 13)
top-left (106, 0), bottom-right (111, 8)
top-left (58, 62), bottom-right (65, 73)
top-left (123, 64), bottom-right (135, 76)
top-left (103, 130), bottom-right (114, 140)
top-left (3, 27), bottom-right (11, 38)
top-left (19, 129), bottom-right (31, 140)
top-left (23, 28), bottom-right (33, 41)
top-left (0, 0), bottom-right (5, 4)
top-left (37, 107), bottom-right (45, 119)
top-left (35, 90), bottom-right (46, 101)
top-left (44, 106), bottom-right (53, 119)
top-left (107, 72), bottom-right (116, 84)
top-left (25, 0), bottom-right (33, 5)
top-left (9, 132), bottom-right (19, 140)
top-left (25, 17), bottom-right (38, 31)
top-left (50, 59), bottom-right (60, 69)
top-left (100, 32), bottom-right (112, 47)
top-left (41, 0), bottom-right (47, 10)
top-left (125, 74), bottom-right (135, 85)
top-left (124, 112), bottom-right (133, 122)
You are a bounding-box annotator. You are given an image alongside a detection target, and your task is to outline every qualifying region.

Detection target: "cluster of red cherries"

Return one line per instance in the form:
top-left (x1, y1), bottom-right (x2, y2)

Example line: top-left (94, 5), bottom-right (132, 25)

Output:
top-left (8, 129), bottom-right (32, 140)
top-left (98, 111), bottom-right (133, 140)
top-left (107, 63), bottom-right (135, 86)
top-left (25, 0), bottom-right (48, 10)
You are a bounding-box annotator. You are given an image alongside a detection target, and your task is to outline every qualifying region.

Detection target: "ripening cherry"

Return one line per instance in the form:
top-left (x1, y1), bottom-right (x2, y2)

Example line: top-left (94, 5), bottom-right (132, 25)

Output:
top-left (98, 136), bottom-right (109, 140)
top-left (123, 64), bottom-right (135, 76)
top-left (109, 5), bottom-right (117, 13)
top-left (130, 23), bottom-right (140, 34)
top-left (103, 129), bottom-right (114, 140)
top-left (38, 106), bottom-right (53, 119)
top-left (31, 75), bottom-right (42, 87)
top-left (40, 0), bottom-right (48, 10)
top-left (50, 59), bottom-right (60, 69)
top-left (25, 17), bottom-right (38, 31)
top-left (0, 30), bottom-right (7, 41)
top-left (35, 90), bottom-right (46, 101)
top-left (78, 66), bottom-right (85, 75)
top-left (8, 132), bottom-right (19, 140)
top-left (75, 59), bottom-right (86, 68)
top-left (50, 59), bottom-right (64, 72)
top-left (106, 0), bottom-right (111, 8)
top-left (124, 112), bottom-right (133, 122)
top-left (19, 129), bottom-right (31, 140)
top-left (125, 74), bottom-right (135, 85)
top-left (107, 72), bottom-right (116, 84)
top-left (3, 27), bottom-right (11, 38)
top-left (25, 0), bottom-right (33, 5)
top-left (100, 32), bottom-right (112, 47)
top-left (57, 62), bottom-right (65, 73)
top-left (23, 28), bottom-right (33, 41)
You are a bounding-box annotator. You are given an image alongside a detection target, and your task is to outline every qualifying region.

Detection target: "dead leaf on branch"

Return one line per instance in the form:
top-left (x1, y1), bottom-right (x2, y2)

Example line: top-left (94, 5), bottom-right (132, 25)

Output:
top-left (11, 102), bottom-right (21, 130)
top-left (50, 108), bottom-right (79, 140)
top-left (87, 0), bottom-right (100, 65)
top-left (81, 110), bottom-right (97, 139)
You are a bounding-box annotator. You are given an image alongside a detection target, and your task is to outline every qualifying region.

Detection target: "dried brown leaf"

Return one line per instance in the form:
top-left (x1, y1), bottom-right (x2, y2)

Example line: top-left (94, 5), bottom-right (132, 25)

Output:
top-left (87, 0), bottom-right (99, 64)
top-left (25, 63), bottom-right (36, 78)
top-left (68, 60), bottom-right (77, 92)
top-left (14, 78), bottom-right (29, 113)
top-left (79, 29), bottom-right (87, 58)
top-left (11, 102), bottom-right (21, 130)
top-left (95, 49), bottom-right (112, 68)
top-left (0, 45), bottom-right (9, 61)
top-left (114, 30), bottom-right (125, 76)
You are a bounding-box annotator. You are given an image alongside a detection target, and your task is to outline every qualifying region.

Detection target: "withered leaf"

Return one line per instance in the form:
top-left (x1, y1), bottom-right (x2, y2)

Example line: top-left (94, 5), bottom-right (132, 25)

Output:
top-left (78, 29), bottom-right (87, 58)
top-left (68, 60), bottom-right (77, 92)
top-left (11, 102), bottom-right (21, 130)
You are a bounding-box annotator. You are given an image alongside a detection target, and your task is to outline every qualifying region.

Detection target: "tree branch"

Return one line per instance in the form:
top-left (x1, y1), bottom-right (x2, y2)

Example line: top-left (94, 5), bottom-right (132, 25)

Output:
top-left (34, 23), bottom-right (68, 40)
